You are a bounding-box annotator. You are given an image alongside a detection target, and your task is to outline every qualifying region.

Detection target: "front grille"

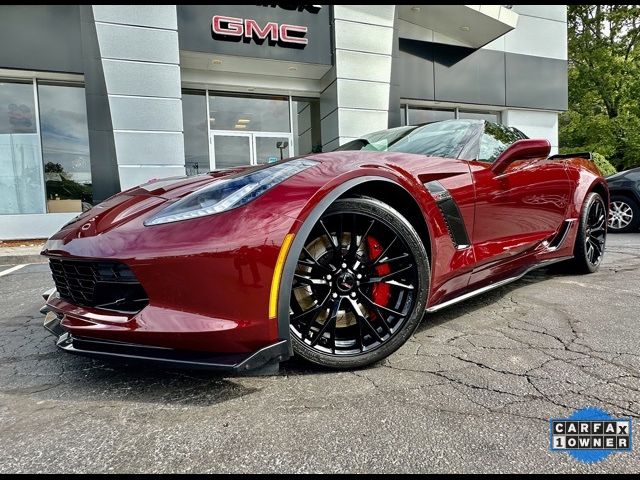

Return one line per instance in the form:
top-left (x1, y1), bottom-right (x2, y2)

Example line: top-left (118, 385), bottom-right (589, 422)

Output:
top-left (49, 258), bottom-right (149, 314)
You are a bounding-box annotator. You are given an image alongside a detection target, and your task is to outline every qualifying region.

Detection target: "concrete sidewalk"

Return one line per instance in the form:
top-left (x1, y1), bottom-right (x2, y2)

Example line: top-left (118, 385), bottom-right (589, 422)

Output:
top-left (0, 242), bottom-right (46, 266)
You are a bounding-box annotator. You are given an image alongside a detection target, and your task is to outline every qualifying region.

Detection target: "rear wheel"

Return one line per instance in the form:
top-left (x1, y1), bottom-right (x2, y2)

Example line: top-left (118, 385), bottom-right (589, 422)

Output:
top-left (571, 192), bottom-right (607, 274)
top-left (289, 198), bottom-right (429, 369)
top-left (608, 195), bottom-right (639, 233)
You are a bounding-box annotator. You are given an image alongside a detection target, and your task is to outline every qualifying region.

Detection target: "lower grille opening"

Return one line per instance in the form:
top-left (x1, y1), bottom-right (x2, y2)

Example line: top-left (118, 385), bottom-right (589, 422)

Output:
top-left (48, 258), bottom-right (149, 314)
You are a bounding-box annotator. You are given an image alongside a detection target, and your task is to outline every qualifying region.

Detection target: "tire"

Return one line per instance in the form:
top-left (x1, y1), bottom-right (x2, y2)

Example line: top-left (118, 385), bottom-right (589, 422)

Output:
top-left (608, 194), bottom-right (640, 233)
top-left (289, 197), bottom-right (429, 369)
top-left (570, 192), bottom-right (607, 274)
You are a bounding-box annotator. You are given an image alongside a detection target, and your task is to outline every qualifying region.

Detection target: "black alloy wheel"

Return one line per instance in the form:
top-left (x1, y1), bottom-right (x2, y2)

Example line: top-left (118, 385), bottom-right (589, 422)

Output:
top-left (289, 197), bottom-right (429, 369)
top-left (572, 192), bottom-right (607, 273)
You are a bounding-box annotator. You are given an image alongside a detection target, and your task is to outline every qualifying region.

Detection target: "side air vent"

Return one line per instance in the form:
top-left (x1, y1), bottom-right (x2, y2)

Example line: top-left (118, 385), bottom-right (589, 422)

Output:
top-left (423, 180), bottom-right (470, 249)
top-left (547, 219), bottom-right (575, 250)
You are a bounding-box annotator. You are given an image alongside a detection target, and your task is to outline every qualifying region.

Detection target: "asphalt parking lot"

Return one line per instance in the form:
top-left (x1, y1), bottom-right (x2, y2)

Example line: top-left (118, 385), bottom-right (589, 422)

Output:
top-left (0, 234), bottom-right (638, 473)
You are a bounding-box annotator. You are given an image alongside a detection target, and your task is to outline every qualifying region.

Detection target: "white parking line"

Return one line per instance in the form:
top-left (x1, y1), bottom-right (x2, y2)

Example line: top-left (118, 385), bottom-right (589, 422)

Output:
top-left (0, 264), bottom-right (27, 277)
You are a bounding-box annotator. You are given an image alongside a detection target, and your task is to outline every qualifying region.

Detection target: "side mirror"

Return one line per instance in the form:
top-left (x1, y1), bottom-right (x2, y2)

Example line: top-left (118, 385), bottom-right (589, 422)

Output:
top-left (491, 138), bottom-right (551, 174)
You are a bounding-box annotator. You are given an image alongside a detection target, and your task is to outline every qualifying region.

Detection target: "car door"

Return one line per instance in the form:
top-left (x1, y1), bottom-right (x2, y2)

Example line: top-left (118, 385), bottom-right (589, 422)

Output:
top-left (467, 123), bottom-right (573, 276)
top-left (387, 121), bottom-right (480, 304)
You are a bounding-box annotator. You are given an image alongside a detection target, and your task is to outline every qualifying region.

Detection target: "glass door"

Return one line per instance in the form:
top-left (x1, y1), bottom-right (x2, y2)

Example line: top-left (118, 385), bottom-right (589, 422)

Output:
top-left (253, 134), bottom-right (292, 165)
top-left (210, 131), bottom-right (293, 168)
top-left (208, 92), bottom-right (294, 170)
top-left (210, 131), bottom-right (253, 169)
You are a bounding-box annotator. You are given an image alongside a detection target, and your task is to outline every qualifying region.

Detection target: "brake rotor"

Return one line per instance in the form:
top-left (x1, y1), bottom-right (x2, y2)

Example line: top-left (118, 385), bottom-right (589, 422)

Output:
top-left (294, 232), bottom-right (369, 328)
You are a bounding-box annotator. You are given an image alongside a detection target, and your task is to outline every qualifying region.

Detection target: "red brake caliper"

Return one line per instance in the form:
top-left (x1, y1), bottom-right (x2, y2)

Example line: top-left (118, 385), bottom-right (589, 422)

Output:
top-left (366, 236), bottom-right (390, 317)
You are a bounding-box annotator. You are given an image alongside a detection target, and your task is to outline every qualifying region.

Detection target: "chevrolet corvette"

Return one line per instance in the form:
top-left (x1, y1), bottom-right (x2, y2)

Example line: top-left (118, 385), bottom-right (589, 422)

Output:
top-left (40, 119), bottom-right (608, 372)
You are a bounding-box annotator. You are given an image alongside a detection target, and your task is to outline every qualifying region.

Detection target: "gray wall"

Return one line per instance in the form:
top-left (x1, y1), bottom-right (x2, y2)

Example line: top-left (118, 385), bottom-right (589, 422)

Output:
top-left (0, 5), bottom-right (83, 74)
top-left (392, 4), bottom-right (568, 125)
top-left (395, 40), bottom-right (568, 114)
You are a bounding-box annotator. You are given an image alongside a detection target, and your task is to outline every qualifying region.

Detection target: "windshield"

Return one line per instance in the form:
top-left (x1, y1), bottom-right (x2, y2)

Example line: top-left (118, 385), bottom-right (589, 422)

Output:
top-left (334, 120), bottom-right (479, 158)
top-left (387, 120), bottom-right (478, 158)
top-left (334, 125), bottom-right (418, 152)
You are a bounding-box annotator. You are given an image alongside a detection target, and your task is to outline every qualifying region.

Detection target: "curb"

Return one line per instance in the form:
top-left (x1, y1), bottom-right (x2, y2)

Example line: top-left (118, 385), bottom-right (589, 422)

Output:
top-left (0, 255), bottom-right (47, 266)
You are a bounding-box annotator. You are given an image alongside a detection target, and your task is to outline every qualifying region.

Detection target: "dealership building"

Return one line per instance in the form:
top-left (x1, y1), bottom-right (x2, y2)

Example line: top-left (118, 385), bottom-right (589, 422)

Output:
top-left (0, 5), bottom-right (568, 239)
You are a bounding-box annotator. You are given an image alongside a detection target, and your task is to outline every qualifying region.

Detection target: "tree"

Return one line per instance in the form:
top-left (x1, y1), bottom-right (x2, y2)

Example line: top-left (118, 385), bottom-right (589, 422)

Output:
top-left (44, 162), bottom-right (64, 173)
top-left (560, 5), bottom-right (640, 170)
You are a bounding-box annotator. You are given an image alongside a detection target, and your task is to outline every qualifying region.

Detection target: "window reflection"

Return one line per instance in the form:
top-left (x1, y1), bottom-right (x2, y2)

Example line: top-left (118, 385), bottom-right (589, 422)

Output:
top-left (209, 94), bottom-right (290, 132)
top-left (182, 90), bottom-right (209, 176)
top-left (255, 136), bottom-right (290, 164)
top-left (293, 99), bottom-right (321, 155)
top-left (408, 107), bottom-right (455, 124)
top-left (213, 135), bottom-right (251, 169)
top-left (478, 122), bottom-right (527, 163)
top-left (459, 110), bottom-right (500, 123)
top-left (388, 120), bottom-right (476, 158)
top-left (403, 106), bottom-right (502, 125)
top-left (0, 81), bottom-right (45, 214)
top-left (38, 83), bottom-right (91, 212)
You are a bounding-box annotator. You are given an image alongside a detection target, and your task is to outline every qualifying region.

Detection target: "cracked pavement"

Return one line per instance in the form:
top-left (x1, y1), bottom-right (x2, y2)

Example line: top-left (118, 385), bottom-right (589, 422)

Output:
top-left (0, 234), bottom-right (639, 473)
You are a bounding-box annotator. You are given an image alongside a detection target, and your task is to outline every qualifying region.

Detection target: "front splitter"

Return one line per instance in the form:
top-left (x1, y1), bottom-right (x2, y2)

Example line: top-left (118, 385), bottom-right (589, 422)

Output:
top-left (42, 306), bottom-right (289, 375)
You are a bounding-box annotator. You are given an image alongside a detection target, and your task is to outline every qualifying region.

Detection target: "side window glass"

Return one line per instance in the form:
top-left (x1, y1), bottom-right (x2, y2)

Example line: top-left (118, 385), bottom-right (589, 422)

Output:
top-left (478, 123), bottom-right (525, 163)
top-left (478, 134), bottom-right (506, 163)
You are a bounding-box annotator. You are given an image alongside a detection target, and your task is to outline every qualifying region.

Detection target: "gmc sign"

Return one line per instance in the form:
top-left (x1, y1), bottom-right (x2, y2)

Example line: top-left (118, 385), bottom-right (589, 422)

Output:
top-left (212, 15), bottom-right (308, 46)
top-left (178, 5), bottom-right (332, 65)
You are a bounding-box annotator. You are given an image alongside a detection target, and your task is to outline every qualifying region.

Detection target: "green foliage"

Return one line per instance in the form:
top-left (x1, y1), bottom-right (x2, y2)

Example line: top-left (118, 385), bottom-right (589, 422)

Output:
top-left (44, 162), bottom-right (64, 173)
top-left (46, 177), bottom-right (92, 202)
top-left (592, 152), bottom-right (617, 176)
top-left (560, 5), bottom-right (640, 171)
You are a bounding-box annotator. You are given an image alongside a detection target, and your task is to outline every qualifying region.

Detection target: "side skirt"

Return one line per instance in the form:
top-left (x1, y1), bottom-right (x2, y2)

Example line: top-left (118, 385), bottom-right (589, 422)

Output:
top-left (425, 256), bottom-right (573, 313)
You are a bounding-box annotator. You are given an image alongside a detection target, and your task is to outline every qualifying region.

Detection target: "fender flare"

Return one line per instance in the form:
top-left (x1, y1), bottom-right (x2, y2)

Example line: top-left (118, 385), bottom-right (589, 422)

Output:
top-left (276, 175), bottom-right (410, 350)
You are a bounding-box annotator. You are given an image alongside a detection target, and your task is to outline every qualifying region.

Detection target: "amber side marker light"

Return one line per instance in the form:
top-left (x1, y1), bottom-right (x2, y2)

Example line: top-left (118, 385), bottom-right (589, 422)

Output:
top-left (269, 233), bottom-right (295, 319)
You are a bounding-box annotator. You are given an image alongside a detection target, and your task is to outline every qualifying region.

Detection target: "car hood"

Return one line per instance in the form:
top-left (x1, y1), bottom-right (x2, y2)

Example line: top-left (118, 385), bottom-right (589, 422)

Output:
top-left (124, 166), bottom-right (252, 199)
top-left (52, 166), bottom-right (255, 238)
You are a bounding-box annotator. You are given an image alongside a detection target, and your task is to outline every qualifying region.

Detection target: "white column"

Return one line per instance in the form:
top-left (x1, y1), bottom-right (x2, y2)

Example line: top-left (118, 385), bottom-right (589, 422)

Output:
top-left (502, 109), bottom-right (559, 155)
top-left (320, 5), bottom-right (396, 151)
top-left (92, 5), bottom-right (185, 189)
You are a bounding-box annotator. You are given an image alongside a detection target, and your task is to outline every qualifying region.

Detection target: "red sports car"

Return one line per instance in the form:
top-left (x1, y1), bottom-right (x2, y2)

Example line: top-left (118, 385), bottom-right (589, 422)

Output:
top-left (40, 119), bottom-right (608, 372)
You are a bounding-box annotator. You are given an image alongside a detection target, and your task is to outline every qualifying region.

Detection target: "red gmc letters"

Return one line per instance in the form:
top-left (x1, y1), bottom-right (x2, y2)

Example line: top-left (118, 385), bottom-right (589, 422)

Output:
top-left (212, 15), bottom-right (308, 46)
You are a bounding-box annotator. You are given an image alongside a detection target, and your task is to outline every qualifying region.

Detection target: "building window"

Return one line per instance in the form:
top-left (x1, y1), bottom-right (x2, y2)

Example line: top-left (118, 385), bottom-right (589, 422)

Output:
top-left (182, 90), bottom-right (208, 176)
top-left (208, 93), bottom-right (290, 132)
top-left (402, 104), bottom-right (502, 126)
top-left (292, 98), bottom-right (321, 156)
top-left (212, 134), bottom-right (252, 169)
top-left (458, 109), bottom-right (501, 123)
top-left (0, 80), bottom-right (44, 214)
top-left (38, 82), bottom-right (92, 212)
top-left (181, 91), bottom-right (321, 171)
top-left (407, 107), bottom-right (455, 125)
top-left (0, 78), bottom-right (90, 215)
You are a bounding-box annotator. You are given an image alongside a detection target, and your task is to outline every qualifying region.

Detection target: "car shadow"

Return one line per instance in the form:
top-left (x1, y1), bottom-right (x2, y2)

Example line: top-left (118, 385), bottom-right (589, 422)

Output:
top-left (280, 263), bottom-right (575, 374)
top-left (3, 322), bottom-right (260, 407)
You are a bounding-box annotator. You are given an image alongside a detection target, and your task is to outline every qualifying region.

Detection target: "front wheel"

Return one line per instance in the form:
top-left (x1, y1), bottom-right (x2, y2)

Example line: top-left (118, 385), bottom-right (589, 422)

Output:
top-left (570, 192), bottom-right (607, 274)
top-left (289, 197), bottom-right (429, 369)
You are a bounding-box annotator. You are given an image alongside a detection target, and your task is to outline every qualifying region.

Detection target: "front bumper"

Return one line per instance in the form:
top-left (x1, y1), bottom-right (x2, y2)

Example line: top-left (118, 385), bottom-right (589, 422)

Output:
top-left (42, 305), bottom-right (289, 373)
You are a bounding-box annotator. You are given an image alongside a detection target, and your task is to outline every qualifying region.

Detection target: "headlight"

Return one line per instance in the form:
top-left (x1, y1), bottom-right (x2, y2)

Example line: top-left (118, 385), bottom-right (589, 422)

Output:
top-left (144, 159), bottom-right (316, 226)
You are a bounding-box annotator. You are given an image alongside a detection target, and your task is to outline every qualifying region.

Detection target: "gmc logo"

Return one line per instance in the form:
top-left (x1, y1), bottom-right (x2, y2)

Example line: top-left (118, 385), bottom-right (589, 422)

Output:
top-left (212, 15), bottom-right (308, 47)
